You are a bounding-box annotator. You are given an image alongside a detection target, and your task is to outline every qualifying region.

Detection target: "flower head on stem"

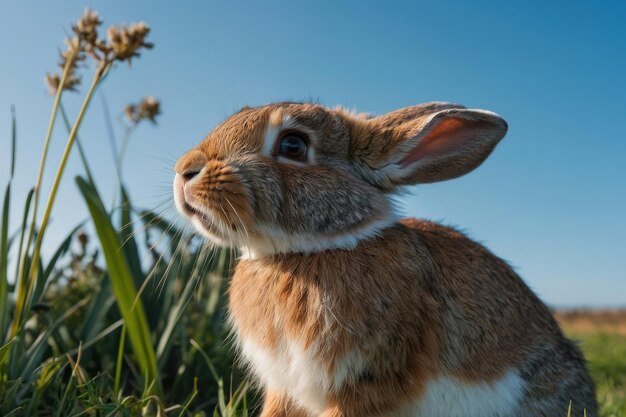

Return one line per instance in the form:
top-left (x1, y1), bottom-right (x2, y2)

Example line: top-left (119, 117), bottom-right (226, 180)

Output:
top-left (44, 9), bottom-right (153, 94)
top-left (124, 96), bottom-right (161, 125)
top-left (106, 22), bottom-right (153, 64)
top-left (72, 8), bottom-right (103, 53)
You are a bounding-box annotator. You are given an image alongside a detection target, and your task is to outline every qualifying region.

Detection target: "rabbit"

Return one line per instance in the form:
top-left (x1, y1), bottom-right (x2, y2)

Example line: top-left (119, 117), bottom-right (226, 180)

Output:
top-left (173, 101), bottom-right (597, 417)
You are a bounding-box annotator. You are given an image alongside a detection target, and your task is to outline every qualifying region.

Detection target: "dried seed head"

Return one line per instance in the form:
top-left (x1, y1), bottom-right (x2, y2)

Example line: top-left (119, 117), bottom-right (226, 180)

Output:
top-left (124, 104), bottom-right (138, 123)
top-left (59, 36), bottom-right (86, 68)
top-left (44, 35), bottom-right (85, 94)
top-left (77, 231), bottom-right (89, 247)
top-left (64, 36), bottom-right (82, 55)
top-left (44, 10), bottom-right (154, 93)
top-left (44, 72), bottom-right (81, 95)
top-left (125, 96), bottom-right (161, 124)
top-left (138, 96), bottom-right (160, 123)
top-left (106, 22), bottom-right (153, 63)
top-left (73, 8), bottom-right (102, 52)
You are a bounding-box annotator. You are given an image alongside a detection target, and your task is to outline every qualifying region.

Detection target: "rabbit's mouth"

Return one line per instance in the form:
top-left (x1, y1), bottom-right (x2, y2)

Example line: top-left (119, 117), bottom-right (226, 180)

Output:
top-left (173, 175), bottom-right (229, 240)
top-left (183, 199), bottom-right (224, 234)
top-left (183, 200), bottom-right (229, 239)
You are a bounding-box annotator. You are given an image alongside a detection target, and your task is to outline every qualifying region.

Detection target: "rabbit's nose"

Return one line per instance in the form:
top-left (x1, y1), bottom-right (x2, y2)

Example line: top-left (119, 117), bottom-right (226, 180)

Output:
top-left (181, 168), bottom-right (201, 183)
top-left (175, 149), bottom-right (208, 183)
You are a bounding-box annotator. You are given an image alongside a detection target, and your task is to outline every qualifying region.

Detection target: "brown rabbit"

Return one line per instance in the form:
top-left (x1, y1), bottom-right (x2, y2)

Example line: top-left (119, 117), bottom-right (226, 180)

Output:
top-left (174, 102), bottom-right (597, 417)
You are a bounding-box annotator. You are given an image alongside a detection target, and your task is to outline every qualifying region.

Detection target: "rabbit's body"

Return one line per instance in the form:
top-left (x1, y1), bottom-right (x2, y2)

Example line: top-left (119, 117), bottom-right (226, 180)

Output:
top-left (230, 219), bottom-right (596, 417)
top-left (173, 102), bottom-right (598, 416)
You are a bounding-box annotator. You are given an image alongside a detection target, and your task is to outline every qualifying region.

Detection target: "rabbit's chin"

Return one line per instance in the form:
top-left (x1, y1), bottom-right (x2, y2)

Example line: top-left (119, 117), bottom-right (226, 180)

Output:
top-left (237, 213), bottom-right (399, 260)
top-left (189, 213), bottom-right (230, 244)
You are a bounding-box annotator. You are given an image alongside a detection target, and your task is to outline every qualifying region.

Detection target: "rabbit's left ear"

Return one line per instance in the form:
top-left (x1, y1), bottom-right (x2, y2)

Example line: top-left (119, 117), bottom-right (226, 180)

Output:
top-left (348, 104), bottom-right (508, 189)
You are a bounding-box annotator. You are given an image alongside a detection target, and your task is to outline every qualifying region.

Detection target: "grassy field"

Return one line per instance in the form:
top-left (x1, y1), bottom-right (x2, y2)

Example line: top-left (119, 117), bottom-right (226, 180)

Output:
top-left (0, 9), bottom-right (624, 417)
top-left (557, 310), bottom-right (626, 417)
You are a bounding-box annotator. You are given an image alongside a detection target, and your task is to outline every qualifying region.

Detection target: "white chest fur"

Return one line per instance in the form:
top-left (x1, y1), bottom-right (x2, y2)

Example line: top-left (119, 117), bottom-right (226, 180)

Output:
top-left (409, 370), bottom-right (525, 417)
top-left (238, 337), bottom-right (368, 414)
top-left (239, 334), bottom-right (525, 417)
top-left (237, 334), bottom-right (525, 417)
top-left (239, 338), bottom-right (330, 413)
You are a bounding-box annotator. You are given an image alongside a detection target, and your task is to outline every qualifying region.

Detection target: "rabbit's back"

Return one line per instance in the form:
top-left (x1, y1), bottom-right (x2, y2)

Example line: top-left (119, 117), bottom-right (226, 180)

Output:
top-left (406, 219), bottom-right (597, 416)
top-left (229, 219), bottom-right (597, 416)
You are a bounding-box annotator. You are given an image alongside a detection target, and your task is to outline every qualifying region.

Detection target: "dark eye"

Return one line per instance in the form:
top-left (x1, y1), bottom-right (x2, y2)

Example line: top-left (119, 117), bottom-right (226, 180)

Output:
top-left (276, 132), bottom-right (308, 161)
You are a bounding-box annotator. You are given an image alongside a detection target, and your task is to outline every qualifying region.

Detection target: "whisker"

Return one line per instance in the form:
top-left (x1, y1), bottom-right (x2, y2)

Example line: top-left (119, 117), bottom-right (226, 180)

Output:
top-left (118, 205), bottom-right (177, 249)
top-left (224, 196), bottom-right (251, 259)
top-left (154, 224), bottom-right (191, 293)
top-left (137, 221), bottom-right (188, 298)
top-left (117, 199), bottom-right (173, 233)
top-left (150, 224), bottom-right (189, 296)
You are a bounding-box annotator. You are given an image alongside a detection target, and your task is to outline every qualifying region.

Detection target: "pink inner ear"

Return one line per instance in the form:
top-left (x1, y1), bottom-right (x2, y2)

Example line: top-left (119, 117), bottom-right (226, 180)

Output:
top-left (400, 117), bottom-right (477, 166)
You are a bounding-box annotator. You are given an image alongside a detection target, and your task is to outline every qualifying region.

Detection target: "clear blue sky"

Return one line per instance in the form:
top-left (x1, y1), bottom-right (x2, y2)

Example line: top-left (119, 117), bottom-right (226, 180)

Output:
top-left (1, 1), bottom-right (624, 307)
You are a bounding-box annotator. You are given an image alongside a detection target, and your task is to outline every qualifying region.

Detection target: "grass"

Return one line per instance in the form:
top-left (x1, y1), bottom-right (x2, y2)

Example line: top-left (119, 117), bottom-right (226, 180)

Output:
top-left (0, 9), bottom-right (249, 416)
top-left (0, 8), bottom-right (624, 417)
top-left (562, 329), bottom-right (626, 417)
top-left (588, 333), bottom-right (626, 417)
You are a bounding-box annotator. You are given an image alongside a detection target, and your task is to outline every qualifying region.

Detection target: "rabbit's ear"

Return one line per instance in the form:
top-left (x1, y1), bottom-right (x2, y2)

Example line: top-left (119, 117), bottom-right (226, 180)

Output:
top-left (349, 104), bottom-right (508, 189)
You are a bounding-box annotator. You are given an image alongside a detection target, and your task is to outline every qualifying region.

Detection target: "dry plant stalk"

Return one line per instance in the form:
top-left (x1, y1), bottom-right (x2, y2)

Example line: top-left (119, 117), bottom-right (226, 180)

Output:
top-left (115, 96), bottom-right (161, 179)
top-left (44, 9), bottom-right (153, 95)
top-left (12, 8), bottom-right (154, 338)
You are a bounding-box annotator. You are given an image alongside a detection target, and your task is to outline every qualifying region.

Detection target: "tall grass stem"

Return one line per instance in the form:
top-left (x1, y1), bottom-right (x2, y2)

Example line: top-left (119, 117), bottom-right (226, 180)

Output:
top-left (60, 103), bottom-right (96, 186)
top-left (114, 323), bottom-right (127, 395)
top-left (10, 62), bottom-right (111, 336)
top-left (11, 52), bottom-right (77, 338)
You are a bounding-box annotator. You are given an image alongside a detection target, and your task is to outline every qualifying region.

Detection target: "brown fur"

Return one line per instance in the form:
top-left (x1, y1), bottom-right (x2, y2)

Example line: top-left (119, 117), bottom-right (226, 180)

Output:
top-left (261, 391), bottom-right (311, 417)
top-left (174, 101), bottom-right (598, 416)
top-left (231, 223), bottom-right (442, 416)
top-left (230, 221), bottom-right (596, 416)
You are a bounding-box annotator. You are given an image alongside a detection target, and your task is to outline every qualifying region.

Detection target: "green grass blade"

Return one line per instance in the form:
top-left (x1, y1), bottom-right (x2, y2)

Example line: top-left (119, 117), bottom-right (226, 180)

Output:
top-left (139, 209), bottom-right (183, 255)
top-left (99, 93), bottom-right (119, 174)
top-left (156, 262), bottom-right (201, 363)
top-left (0, 337), bottom-right (16, 375)
top-left (60, 103), bottom-right (95, 186)
top-left (0, 183), bottom-right (11, 340)
top-left (76, 176), bottom-right (160, 394)
top-left (13, 188), bottom-right (34, 292)
top-left (29, 223), bottom-right (83, 306)
top-left (17, 297), bottom-right (89, 388)
top-left (2, 102), bottom-right (17, 342)
top-left (41, 223), bottom-right (82, 281)
top-left (114, 323), bottom-right (126, 395)
top-left (189, 338), bottom-right (220, 384)
top-left (10, 105), bottom-right (16, 178)
top-left (176, 376), bottom-right (198, 417)
top-left (120, 186), bottom-right (143, 287)
top-left (79, 273), bottom-right (114, 343)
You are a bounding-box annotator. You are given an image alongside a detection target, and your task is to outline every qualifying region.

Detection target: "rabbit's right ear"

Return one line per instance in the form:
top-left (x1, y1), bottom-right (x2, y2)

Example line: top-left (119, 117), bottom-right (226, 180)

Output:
top-left (345, 103), bottom-right (507, 190)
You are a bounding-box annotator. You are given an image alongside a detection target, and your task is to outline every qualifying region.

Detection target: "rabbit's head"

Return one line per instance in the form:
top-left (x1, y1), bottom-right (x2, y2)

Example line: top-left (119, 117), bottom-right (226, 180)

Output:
top-left (174, 102), bottom-right (507, 258)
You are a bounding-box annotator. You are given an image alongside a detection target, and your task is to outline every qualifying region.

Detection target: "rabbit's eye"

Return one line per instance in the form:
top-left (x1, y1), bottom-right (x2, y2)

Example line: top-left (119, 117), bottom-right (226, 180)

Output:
top-left (276, 132), bottom-right (308, 162)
